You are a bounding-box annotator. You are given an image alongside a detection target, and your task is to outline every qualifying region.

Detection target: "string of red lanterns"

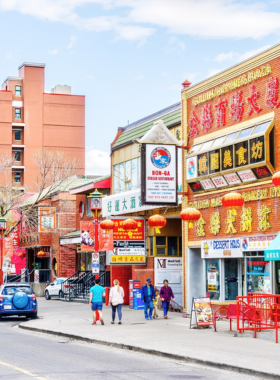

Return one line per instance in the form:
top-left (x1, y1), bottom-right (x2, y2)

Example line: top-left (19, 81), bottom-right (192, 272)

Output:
top-left (100, 219), bottom-right (115, 234)
top-left (122, 218), bottom-right (137, 231)
top-left (180, 208), bottom-right (201, 228)
top-left (148, 214), bottom-right (166, 234)
top-left (221, 191), bottom-right (244, 209)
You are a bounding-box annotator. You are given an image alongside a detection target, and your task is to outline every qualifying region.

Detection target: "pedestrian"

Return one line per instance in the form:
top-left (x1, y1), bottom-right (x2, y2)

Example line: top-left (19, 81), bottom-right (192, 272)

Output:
top-left (160, 279), bottom-right (175, 319)
top-left (109, 279), bottom-right (124, 325)
top-left (153, 289), bottom-right (160, 319)
top-left (141, 278), bottom-right (155, 320)
top-left (89, 278), bottom-right (105, 325)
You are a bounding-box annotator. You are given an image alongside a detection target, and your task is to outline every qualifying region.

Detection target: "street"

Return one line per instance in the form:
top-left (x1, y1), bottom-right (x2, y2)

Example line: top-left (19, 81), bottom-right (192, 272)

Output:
top-left (0, 300), bottom-right (265, 380)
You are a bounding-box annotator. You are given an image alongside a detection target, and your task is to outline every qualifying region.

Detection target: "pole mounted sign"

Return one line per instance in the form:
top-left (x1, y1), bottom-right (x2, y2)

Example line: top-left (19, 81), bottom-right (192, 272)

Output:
top-left (139, 120), bottom-right (180, 206)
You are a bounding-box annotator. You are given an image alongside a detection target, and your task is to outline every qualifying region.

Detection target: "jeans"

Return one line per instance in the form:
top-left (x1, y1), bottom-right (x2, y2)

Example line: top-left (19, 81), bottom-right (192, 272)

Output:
top-left (162, 301), bottom-right (170, 316)
top-left (144, 299), bottom-right (153, 319)
top-left (112, 304), bottom-right (123, 321)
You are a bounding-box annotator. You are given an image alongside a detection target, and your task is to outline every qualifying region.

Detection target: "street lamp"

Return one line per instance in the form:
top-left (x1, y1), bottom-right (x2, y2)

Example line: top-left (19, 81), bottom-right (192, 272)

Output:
top-left (0, 217), bottom-right (7, 286)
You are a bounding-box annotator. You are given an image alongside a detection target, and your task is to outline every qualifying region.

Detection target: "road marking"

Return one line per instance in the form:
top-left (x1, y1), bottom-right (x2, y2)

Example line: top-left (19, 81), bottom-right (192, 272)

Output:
top-left (0, 360), bottom-right (47, 380)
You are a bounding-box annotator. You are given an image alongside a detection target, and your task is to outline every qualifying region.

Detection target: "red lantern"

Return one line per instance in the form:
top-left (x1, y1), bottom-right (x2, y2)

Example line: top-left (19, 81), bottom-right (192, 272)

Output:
top-left (100, 219), bottom-right (115, 234)
top-left (148, 214), bottom-right (166, 234)
top-left (122, 218), bottom-right (137, 231)
top-left (222, 192), bottom-right (244, 209)
top-left (37, 251), bottom-right (46, 257)
top-left (18, 252), bottom-right (25, 259)
top-left (272, 171), bottom-right (280, 187)
top-left (180, 208), bottom-right (201, 228)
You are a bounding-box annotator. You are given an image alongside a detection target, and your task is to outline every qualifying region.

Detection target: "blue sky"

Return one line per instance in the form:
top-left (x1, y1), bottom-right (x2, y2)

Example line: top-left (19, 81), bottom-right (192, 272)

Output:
top-left (1, 0), bottom-right (280, 175)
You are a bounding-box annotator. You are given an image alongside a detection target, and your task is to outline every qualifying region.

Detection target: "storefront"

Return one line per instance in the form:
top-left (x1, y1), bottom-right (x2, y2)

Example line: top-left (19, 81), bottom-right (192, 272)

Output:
top-left (182, 44), bottom-right (280, 314)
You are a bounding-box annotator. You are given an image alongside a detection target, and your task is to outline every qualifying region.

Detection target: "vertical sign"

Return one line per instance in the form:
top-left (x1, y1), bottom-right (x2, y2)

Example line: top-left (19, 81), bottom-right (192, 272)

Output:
top-left (92, 252), bottom-right (100, 274)
top-left (141, 144), bottom-right (178, 206)
top-left (38, 207), bottom-right (56, 232)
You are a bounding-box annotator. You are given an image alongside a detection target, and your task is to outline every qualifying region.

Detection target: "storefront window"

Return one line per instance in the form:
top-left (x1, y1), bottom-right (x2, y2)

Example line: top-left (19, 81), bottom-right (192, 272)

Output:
top-left (247, 257), bottom-right (270, 293)
top-left (275, 262), bottom-right (280, 294)
top-left (206, 259), bottom-right (220, 300)
top-left (168, 237), bottom-right (177, 256)
top-left (80, 252), bottom-right (92, 271)
top-left (224, 258), bottom-right (238, 300)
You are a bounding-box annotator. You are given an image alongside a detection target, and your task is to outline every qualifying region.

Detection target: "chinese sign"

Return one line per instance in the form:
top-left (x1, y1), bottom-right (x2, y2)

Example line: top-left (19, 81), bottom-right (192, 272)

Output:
top-left (117, 248), bottom-right (145, 256)
top-left (3, 237), bottom-right (13, 257)
top-left (192, 64), bottom-right (272, 106)
top-left (201, 238), bottom-right (243, 258)
top-left (38, 207), bottom-right (56, 232)
top-left (110, 255), bottom-right (146, 264)
top-left (242, 234), bottom-right (277, 251)
top-left (113, 218), bottom-right (144, 242)
top-left (197, 153), bottom-right (208, 176)
top-left (142, 144), bottom-right (177, 206)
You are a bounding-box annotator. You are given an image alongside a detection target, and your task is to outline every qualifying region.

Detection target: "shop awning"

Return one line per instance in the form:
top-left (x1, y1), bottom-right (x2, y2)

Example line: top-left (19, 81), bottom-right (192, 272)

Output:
top-left (264, 233), bottom-right (280, 260)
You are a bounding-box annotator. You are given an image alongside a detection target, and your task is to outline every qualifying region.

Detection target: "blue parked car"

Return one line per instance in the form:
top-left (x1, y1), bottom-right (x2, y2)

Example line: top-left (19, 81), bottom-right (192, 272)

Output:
top-left (0, 283), bottom-right (38, 319)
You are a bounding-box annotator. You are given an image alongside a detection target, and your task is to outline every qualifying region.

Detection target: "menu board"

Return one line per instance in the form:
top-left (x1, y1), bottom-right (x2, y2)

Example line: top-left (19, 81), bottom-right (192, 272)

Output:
top-left (191, 297), bottom-right (214, 328)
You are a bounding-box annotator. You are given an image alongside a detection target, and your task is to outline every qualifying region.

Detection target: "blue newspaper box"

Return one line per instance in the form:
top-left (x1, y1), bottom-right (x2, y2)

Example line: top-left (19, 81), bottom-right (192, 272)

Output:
top-left (133, 289), bottom-right (144, 310)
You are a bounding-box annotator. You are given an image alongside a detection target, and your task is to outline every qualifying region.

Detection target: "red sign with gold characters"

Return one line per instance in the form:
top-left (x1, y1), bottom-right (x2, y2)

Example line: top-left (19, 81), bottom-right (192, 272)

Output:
top-left (113, 218), bottom-right (145, 241)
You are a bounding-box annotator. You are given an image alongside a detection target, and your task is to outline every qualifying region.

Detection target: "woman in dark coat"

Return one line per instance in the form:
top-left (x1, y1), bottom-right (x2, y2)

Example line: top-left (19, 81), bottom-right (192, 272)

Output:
top-left (160, 279), bottom-right (175, 319)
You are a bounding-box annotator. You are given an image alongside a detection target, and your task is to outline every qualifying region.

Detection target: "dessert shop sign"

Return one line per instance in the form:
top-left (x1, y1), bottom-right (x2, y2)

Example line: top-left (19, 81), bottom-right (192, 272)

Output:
top-left (141, 144), bottom-right (178, 206)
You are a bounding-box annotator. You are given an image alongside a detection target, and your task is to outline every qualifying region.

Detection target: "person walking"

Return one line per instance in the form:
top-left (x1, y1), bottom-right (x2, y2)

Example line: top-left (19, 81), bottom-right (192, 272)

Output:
top-left (89, 278), bottom-right (105, 325)
top-left (109, 279), bottom-right (124, 325)
top-left (153, 289), bottom-right (160, 319)
top-left (141, 278), bottom-right (155, 320)
top-left (160, 279), bottom-right (175, 319)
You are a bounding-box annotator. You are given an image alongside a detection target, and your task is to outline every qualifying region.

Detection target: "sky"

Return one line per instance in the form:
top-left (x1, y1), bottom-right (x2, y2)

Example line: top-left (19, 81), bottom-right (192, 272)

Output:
top-left (1, 0), bottom-right (280, 175)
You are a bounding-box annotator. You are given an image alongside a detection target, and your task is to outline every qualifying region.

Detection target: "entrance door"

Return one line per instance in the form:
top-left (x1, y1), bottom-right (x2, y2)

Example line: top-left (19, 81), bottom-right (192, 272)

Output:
top-left (224, 258), bottom-right (238, 300)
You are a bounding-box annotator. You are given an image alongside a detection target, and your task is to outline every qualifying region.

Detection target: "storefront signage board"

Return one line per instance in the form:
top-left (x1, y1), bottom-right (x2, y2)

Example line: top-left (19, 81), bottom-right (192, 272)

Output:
top-left (110, 255), bottom-right (146, 265)
top-left (201, 238), bottom-right (243, 258)
top-left (190, 297), bottom-right (214, 328)
top-left (38, 207), bottom-right (56, 232)
top-left (141, 144), bottom-right (178, 206)
top-left (242, 234), bottom-right (277, 251)
top-left (264, 233), bottom-right (280, 261)
top-left (237, 169), bottom-right (256, 182)
top-left (186, 157), bottom-right (197, 180)
top-left (117, 248), bottom-right (145, 256)
top-left (113, 218), bottom-right (145, 242)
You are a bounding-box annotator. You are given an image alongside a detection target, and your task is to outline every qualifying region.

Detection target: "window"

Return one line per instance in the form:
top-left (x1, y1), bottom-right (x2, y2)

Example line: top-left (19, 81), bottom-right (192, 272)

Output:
top-left (131, 158), bottom-right (137, 190)
top-left (211, 136), bottom-right (226, 149)
top-left (14, 172), bottom-right (21, 183)
top-left (223, 132), bottom-right (239, 144)
top-left (168, 237), bottom-right (177, 256)
top-left (201, 140), bottom-right (214, 151)
top-left (15, 85), bottom-right (21, 96)
top-left (15, 130), bottom-right (21, 141)
top-left (3, 286), bottom-right (32, 295)
top-left (151, 236), bottom-right (182, 256)
top-left (14, 151), bottom-right (21, 162)
top-left (119, 163), bottom-right (124, 192)
top-left (113, 157), bottom-right (141, 194)
top-left (79, 201), bottom-right (84, 218)
top-left (15, 108), bottom-right (21, 119)
top-left (206, 259), bottom-right (220, 300)
top-left (253, 121), bottom-right (271, 135)
top-left (237, 127), bottom-right (255, 140)
top-left (113, 164), bottom-right (119, 194)
top-left (86, 198), bottom-right (92, 216)
top-left (189, 143), bottom-right (202, 154)
top-left (125, 160), bottom-right (131, 191)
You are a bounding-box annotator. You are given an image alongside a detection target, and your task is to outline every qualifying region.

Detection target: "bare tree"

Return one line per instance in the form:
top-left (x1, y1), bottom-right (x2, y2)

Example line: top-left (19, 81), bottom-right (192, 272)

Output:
top-left (0, 153), bottom-right (14, 173)
top-left (0, 149), bottom-right (81, 238)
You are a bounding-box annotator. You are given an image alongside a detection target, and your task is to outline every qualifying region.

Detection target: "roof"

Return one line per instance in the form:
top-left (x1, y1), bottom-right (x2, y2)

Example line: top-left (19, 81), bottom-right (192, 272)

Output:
top-left (113, 102), bottom-right (181, 149)
top-left (18, 62), bottom-right (46, 70)
top-left (60, 230), bottom-right (80, 239)
top-left (69, 175), bottom-right (111, 195)
top-left (69, 175), bottom-right (110, 191)
top-left (21, 176), bottom-right (94, 207)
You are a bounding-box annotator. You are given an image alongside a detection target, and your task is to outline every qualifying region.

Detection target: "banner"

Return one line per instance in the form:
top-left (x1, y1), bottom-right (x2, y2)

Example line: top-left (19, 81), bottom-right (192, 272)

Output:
top-left (99, 226), bottom-right (113, 251)
top-left (110, 255), bottom-right (146, 264)
top-left (3, 237), bottom-right (13, 257)
top-left (80, 221), bottom-right (95, 252)
top-left (38, 207), bottom-right (56, 232)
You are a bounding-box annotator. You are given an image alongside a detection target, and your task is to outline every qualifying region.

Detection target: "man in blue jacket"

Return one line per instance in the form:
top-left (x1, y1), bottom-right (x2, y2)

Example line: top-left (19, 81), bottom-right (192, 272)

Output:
top-left (141, 278), bottom-right (155, 320)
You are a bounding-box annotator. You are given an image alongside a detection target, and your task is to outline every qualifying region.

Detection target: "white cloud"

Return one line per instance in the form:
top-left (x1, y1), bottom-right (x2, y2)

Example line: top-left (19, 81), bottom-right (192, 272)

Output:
top-left (215, 45), bottom-right (272, 62)
top-left (67, 35), bottom-right (77, 49)
top-left (5, 51), bottom-right (14, 60)
top-left (2, 0), bottom-right (280, 42)
top-left (48, 48), bottom-right (59, 55)
top-left (86, 148), bottom-right (110, 175)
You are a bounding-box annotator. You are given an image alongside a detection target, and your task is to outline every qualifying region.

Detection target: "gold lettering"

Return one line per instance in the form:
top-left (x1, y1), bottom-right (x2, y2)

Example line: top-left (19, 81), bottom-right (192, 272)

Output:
top-left (266, 64), bottom-right (272, 75)
top-left (248, 72), bottom-right (254, 83)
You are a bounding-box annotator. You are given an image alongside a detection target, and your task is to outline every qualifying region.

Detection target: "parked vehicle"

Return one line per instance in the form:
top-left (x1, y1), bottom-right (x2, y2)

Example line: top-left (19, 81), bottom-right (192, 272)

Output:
top-left (0, 283), bottom-right (38, 319)
top-left (45, 278), bottom-right (67, 300)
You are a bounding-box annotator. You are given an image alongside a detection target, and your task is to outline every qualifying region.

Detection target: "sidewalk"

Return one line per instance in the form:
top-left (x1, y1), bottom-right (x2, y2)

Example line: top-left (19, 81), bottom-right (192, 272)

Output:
top-left (20, 299), bottom-right (280, 379)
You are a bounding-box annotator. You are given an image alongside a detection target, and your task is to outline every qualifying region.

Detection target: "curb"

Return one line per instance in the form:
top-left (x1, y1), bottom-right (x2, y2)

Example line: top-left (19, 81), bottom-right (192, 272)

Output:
top-left (19, 324), bottom-right (280, 380)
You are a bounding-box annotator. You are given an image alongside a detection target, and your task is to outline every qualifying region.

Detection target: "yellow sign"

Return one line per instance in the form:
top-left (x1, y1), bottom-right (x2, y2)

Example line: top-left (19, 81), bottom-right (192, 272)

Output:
top-left (209, 212), bottom-right (221, 235)
top-left (258, 205), bottom-right (271, 232)
top-left (110, 255), bottom-right (146, 264)
top-left (223, 150), bottom-right (233, 168)
top-left (236, 146), bottom-right (247, 165)
top-left (240, 208), bottom-right (253, 233)
top-left (225, 209), bottom-right (237, 234)
top-left (196, 216), bottom-right (206, 237)
top-left (192, 64), bottom-right (272, 106)
top-left (251, 141), bottom-right (263, 159)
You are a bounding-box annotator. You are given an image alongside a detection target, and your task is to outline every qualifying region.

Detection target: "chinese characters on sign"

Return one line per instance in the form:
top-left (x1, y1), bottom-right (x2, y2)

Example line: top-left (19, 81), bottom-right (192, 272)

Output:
top-left (38, 207), bottom-right (56, 232)
top-left (225, 209), bottom-right (237, 234)
top-left (196, 216), bottom-right (206, 237)
top-left (258, 205), bottom-right (271, 232)
top-left (188, 111), bottom-right (200, 137)
top-left (240, 208), bottom-right (253, 233)
top-left (113, 218), bottom-right (144, 241)
top-left (209, 212), bottom-right (221, 235)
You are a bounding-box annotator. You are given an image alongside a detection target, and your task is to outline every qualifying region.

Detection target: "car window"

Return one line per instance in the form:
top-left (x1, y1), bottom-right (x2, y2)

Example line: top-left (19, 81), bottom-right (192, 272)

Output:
top-left (57, 279), bottom-right (64, 285)
top-left (3, 286), bottom-right (32, 295)
top-left (53, 281), bottom-right (58, 285)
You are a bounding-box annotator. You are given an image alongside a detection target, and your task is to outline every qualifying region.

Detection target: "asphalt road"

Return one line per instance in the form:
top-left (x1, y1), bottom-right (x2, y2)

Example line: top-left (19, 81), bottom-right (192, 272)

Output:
top-left (0, 300), bottom-right (265, 380)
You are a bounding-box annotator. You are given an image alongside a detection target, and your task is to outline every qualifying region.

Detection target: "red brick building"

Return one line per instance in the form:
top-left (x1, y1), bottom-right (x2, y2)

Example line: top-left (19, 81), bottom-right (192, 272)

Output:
top-left (0, 62), bottom-right (85, 189)
top-left (181, 44), bottom-right (280, 313)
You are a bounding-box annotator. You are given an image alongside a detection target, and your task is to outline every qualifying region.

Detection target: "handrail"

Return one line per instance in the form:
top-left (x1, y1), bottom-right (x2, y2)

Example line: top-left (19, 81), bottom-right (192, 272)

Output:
top-left (7, 269), bottom-right (35, 283)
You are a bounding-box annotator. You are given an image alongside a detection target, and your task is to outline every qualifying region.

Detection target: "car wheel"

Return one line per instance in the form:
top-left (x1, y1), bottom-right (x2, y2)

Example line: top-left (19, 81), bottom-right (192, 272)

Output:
top-left (31, 312), bottom-right (37, 320)
top-left (59, 290), bottom-right (64, 299)
top-left (45, 290), bottom-right (51, 300)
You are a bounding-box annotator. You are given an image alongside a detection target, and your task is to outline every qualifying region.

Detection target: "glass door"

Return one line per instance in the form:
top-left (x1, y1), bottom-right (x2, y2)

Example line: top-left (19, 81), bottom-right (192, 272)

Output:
top-left (224, 258), bottom-right (238, 300)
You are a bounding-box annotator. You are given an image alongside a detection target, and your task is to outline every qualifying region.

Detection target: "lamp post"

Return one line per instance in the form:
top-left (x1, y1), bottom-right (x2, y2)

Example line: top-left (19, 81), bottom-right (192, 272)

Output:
top-left (87, 189), bottom-right (104, 279)
top-left (0, 217), bottom-right (7, 286)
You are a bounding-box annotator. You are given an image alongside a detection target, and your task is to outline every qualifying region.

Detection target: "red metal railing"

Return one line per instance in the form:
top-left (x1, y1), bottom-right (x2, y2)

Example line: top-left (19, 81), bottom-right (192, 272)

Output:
top-left (237, 293), bottom-right (280, 343)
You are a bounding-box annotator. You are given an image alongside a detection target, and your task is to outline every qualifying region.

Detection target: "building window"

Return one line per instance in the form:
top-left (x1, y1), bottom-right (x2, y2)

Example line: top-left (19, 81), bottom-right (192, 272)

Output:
top-left (131, 158), bottom-right (137, 190)
top-left (14, 172), bottom-right (21, 183)
top-left (15, 130), bottom-right (21, 141)
top-left (14, 151), bottom-right (21, 162)
top-left (113, 157), bottom-right (142, 195)
top-left (151, 236), bottom-right (182, 257)
top-left (119, 162), bottom-right (125, 192)
top-left (15, 108), bottom-right (21, 119)
top-left (15, 85), bottom-right (21, 97)
top-left (206, 259), bottom-right (220, 300)
top-left (87, 198), bottom-right (92, 216)
top-left (113, 164), bottom-right (119, 194)
top-left (79, 201), bottom-right (84, 218)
